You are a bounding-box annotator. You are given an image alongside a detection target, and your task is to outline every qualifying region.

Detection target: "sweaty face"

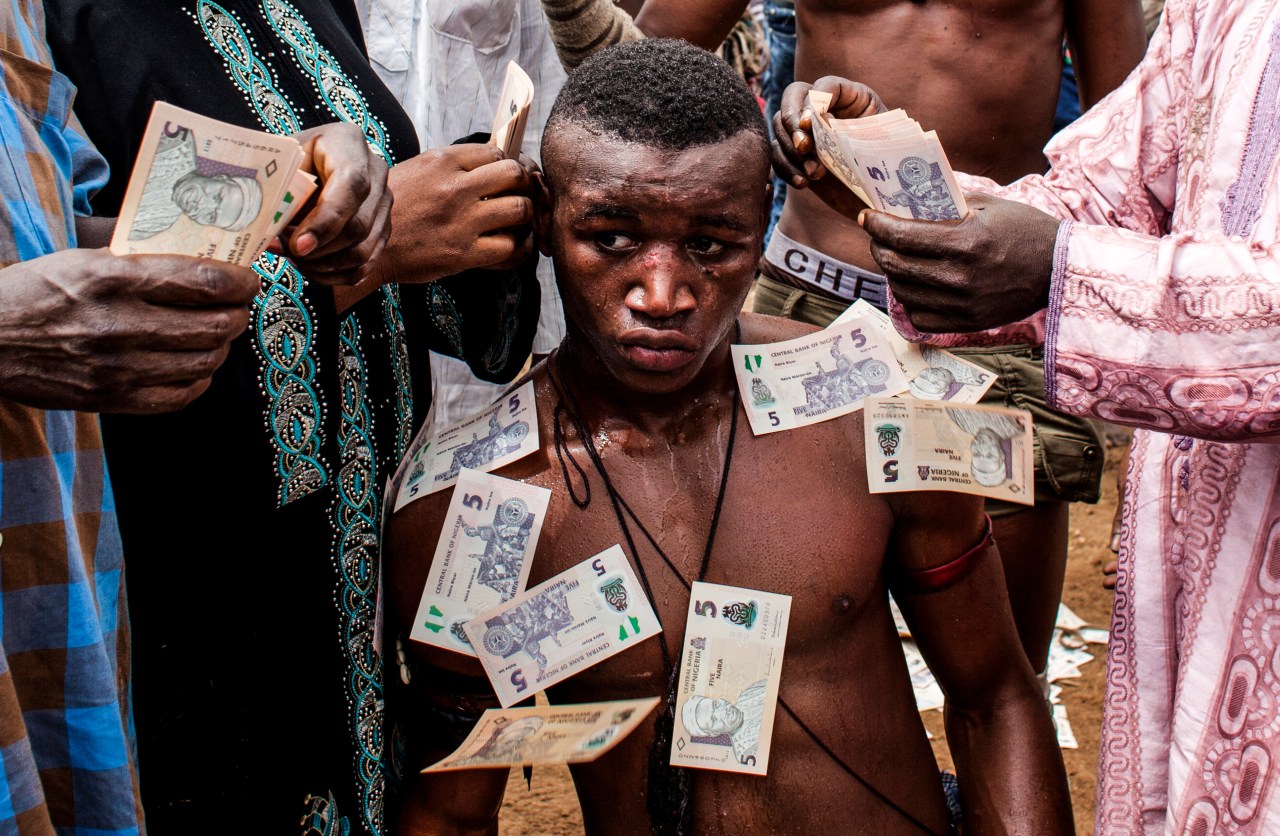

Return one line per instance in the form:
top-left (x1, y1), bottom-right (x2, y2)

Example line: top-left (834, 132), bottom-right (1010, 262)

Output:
top-left (542, 126), bottom-right (770, 395)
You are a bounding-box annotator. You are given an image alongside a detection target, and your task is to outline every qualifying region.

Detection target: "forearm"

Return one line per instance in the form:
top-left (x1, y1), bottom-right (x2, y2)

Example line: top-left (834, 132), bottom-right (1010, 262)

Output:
top-left (634, 0), bottom-right (748, 50)
top-left (945, 683), bottom-right (1072, 835)
top-left (538, 0), bottom-right (644, 70)
top-left (334, 268), bottom-right (388, 315)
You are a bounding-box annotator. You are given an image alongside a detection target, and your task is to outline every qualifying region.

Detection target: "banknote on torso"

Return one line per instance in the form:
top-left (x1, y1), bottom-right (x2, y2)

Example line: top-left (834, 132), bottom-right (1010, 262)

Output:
top-left (865, 397), bottom-right (1034, 505)
top-left (424, 696), bottom-right (660, 772)
top-left (733, 318), bottom-right (908, 435)
top-left (409, 468), bottom-right (551, 655)
top-left (394, 381), bottom-right (539, 511)
top-left (831, 301), bottom-right (994, 404)
top-left (466, 545), bottom-right (662, 707)
top-left (111, 102), bottom-right (313, 266)
top-left (670, 582), bottom-right (791, 776)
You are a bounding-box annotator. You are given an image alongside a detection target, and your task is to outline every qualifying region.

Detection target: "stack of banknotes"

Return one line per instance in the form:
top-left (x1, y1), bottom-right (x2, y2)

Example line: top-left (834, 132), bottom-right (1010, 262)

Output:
top-left (806, 90), bottom-right (967, 221)
top-left (489, 60), bottom-right (533, 159)
top-left (110, 102), bottom-right (316, 266)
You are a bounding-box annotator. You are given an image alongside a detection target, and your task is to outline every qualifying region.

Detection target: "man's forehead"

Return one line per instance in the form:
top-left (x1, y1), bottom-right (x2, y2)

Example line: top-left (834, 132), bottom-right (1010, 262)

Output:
top-left (546, 125), bottom-right (765, 188)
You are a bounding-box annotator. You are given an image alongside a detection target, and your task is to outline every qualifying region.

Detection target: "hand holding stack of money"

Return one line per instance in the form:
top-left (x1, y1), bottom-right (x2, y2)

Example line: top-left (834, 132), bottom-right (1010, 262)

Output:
top-left (111, 102), bottom-right (317, 266)
top-left (806, 90), bottom-right (968, 222)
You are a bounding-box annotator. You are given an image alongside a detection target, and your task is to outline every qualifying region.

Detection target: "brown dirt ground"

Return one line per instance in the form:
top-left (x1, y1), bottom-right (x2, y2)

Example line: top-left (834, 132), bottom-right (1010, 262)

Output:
top-left (495, 441), bottom-right (1127, 836)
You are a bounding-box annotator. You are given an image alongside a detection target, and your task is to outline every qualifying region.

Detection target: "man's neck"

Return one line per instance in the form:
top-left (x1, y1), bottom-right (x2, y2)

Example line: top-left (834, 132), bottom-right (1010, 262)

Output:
top-left (555, 331), bottom-right (737, 441)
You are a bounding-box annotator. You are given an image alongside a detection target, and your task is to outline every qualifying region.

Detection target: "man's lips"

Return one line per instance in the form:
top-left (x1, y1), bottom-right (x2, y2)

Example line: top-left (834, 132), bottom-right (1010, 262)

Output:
top-left (617, 329), bottom-right (699, 371)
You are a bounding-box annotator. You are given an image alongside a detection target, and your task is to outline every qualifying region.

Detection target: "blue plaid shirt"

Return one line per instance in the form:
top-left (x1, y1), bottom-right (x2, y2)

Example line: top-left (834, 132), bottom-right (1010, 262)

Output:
top-left (0, 2), bottom-right (139, 834)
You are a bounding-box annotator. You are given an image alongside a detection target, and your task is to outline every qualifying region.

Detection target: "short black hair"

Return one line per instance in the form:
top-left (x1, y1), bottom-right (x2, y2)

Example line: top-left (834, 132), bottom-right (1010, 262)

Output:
top-left (544, 38), bottom-right (768, 156)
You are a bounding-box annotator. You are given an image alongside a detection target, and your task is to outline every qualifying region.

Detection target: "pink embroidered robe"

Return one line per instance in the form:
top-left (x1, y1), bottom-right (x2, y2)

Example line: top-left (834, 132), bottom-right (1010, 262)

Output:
top-left (891, 0), bottom-right (1280, 830)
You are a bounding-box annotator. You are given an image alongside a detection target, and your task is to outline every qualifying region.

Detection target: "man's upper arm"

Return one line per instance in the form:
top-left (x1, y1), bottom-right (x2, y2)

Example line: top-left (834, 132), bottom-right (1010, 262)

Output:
top-left (634, 0), bottom-right (750, 50)
top-left (1064, 0), bottom-right (1147, 110)
top-left (886, 491), bottom-right (1031, 706)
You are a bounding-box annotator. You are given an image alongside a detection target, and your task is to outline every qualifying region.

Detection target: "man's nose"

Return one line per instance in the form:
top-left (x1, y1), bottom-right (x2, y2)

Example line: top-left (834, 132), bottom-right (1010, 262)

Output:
top-left (626, 244), bottom-right (696, 319)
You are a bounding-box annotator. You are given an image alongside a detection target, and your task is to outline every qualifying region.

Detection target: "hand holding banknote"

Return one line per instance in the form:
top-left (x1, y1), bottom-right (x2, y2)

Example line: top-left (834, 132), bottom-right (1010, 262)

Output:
top-left (111, 104), bottom-right (390, 285)
top-left (277, 122), bottom-right (392, 284)
top-left (0, 249), bottom-right (257, 413)
top-left (380, 143), bottom-right (535, 284)
top-left (770, 76), bottom-right (885, 222)
top-left (860, 190), bottom-right (1062, 333)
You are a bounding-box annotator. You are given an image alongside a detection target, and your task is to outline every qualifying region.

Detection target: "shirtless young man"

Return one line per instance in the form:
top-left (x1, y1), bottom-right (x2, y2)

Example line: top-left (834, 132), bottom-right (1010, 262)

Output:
top-left (384, 40), bottom-right (1069, 835)
top-left (537, 0), bottom-right (1147, 689)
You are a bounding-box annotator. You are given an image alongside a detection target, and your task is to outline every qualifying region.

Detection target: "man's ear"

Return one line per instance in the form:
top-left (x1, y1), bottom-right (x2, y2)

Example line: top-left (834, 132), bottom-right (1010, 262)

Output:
top-left (532, 170), bottom-right (554, 257)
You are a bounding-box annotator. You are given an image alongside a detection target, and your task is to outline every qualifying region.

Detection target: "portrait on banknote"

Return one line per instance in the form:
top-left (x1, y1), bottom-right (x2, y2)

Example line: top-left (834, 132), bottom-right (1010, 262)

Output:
top-left (680, 681), bottom-right (768, 765)
top-left (126, 127), bottom-right (265, 243)
top-left (907, 347), bottom-right (993, 401)
top-left (944, 406), bottom-right (1027, 489)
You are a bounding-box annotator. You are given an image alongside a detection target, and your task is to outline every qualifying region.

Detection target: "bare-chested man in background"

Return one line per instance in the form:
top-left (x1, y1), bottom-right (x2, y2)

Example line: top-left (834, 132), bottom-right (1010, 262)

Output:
top-left (536, 0), bottom-right (1146, 685)
top-left (385, 40), bottom-right (1068, 835)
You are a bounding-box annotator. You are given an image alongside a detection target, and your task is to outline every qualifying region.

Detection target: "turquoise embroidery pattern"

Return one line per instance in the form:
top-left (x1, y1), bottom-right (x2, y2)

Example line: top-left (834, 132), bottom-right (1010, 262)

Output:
top-left (301, 792), bottom-right (351, 836)
top-left (188, 2), bottom-right (410, 831)
top-left (382, 284), bottom-right (413, 461)
top-left (193, 0), bottom-right (327, 508)
top-left (255, 252), bottom-right (327, 503)
top-left (428, 285), bottom-right (465, 356)
top-left (260, 0), bottom-right (391, 164)
top-left (193, 1), bottom-right (301, 135)
top-left (335, 315), bottom-right (385, 833)
top-left (257, 0), bottom-right (414, 464)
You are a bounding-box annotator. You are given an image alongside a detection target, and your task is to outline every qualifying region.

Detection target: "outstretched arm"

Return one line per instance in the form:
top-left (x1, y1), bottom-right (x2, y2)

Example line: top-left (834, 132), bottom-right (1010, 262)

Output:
top-left (887, 491), bottom-right (1072, 835)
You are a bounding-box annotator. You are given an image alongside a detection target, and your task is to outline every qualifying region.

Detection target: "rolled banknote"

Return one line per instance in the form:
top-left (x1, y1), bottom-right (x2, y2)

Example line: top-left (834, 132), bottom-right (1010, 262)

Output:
top-left (831, 300), bottom-right (994, 404)
top-left (409, 468), bottom-right (551, 655)
top-left (671, 581), bottom-right (791, 776)
top-left (111, 102), bottom-right (314, 265)
top-left (424, 696), bottom-right (660, 772)
top-left (490, 61), bottom-right (534, 159)
top-left (732, 318), bottom-right (908, 435)
top-left (394, 381), bottom-right (539, 510)
top-left (864, 397), bottom-right (1034, 505)
top-left (466, 545), bottom-right (662, 708)
top-left (805, 93), bottom-right (968, 221)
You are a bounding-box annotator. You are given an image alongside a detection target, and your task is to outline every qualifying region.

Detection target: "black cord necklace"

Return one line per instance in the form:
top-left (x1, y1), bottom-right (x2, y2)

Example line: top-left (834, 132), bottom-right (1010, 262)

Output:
top-left (548, 330), bottom-right (941, 836)
top-left (550, 333), bottom-right (738, 836)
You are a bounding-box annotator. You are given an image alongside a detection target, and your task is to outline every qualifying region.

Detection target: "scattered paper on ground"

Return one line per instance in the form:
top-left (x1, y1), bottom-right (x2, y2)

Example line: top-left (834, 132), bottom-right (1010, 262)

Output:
top-left (895, 600), bottom-right (1107, 749)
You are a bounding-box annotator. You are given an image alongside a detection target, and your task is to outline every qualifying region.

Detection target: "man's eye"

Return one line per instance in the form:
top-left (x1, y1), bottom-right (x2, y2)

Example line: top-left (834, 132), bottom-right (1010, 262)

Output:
top-left (689, 237), bottom-right (726, 256)
top-left (595, 233), bottom-right (636, 251)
